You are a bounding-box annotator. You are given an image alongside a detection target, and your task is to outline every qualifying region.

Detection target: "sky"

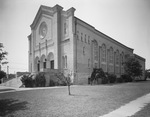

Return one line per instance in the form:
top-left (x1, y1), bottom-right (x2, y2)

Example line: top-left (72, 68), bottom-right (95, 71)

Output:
top-left (0, 0), bottom-right (150, 74)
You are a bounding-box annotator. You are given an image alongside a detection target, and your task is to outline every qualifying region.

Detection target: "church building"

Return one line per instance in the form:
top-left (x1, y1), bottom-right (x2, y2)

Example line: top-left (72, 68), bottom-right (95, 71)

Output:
top-left (28, 4), bottom-right (145, 84)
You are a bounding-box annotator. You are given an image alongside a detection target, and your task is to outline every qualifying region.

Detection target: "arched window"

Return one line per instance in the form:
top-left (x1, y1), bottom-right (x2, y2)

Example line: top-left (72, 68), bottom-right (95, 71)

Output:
top-left (116, 50), bottom-right (119, 74)
top-left (64, 22), bottom-right (67, 34)
top-left (102, 44), bottom-right (106, 62)
top-left (81, 33), bottom-right (83, 41)
top-left (121, 52), bottom-right (124, 65)
top-left (65, 56), bottom-right (67, 68)
top-left (92, 40), bottom-right (98, 68)
top-left (94, 40), bottom-right (98, 61)
top-left (121, 52), bottom-right (124, 74)
top-left (116, 50), bottom-right (119, 65)
top-left (62, 56), bottom-right (65, 68)
top-left (109, 47), bottom-right (113, 64)
top-left (83, 47), bottom-right (85, 55)
top-left (85, 34), bottom-right (87, 43)
top-left (88, 36), bottom-right (90, 44)
top-left (35, 56), bottom-right (40, 72)
top-left (77, 31), bottom-right (79, 40)
top-left (41, 54), bottom-right (46, 71)
top-left (47, 52), bottom-right (54, 69)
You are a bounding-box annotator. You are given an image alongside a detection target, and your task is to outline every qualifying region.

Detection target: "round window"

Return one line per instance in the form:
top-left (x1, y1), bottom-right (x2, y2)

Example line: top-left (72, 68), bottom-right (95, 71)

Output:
top-left (39, 22), bottom-right (47, 39)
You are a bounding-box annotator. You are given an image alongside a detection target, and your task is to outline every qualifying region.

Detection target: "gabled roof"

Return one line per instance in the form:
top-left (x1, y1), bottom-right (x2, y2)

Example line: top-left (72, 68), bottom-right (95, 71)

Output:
top-left (30, 5), bottom-right (63, 29)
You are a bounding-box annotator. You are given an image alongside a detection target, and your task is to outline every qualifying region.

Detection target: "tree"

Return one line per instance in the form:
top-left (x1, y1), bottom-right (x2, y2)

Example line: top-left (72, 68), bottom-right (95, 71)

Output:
top-left (0, 70), bottom-right (6, 80)
top-left (55, 72), bottom-right (71, 95)
top-left (0, 43), bottom-right (8, 70)
top-left (145, 69), bottom-right (150, 79)
top-left (124, 57), bottom-right (143, 80)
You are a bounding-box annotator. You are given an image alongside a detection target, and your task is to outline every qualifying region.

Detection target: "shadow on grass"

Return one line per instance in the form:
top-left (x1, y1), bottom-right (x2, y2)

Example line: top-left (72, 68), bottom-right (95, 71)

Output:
top-left (70, 94), bottom-right (88, 97)
top-left (0, 99), bottom-right (28, 116)
top-left (0, 89), bottom-right (15, 92)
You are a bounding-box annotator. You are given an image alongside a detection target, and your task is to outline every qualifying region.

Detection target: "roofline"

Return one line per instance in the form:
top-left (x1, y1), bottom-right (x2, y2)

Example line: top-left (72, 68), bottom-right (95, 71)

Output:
top-left (75, 17), bottom-right (134, 52)
top-left (134, 54), bottom-right (146, 62)
top-left (30, 5), bottom-right (63, 29)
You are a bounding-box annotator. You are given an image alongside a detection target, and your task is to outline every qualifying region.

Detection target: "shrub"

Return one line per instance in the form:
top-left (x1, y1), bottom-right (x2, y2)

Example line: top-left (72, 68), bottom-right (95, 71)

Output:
top-left (49, 74), bottom-right (67, 87)
top-left (116, 77), bottom-right (124, 83)
top-left (108, 74), bottom-right (116, 83)
top-left (121, 74), bottom-right (133, 82)
top-left (35, 73), bottom-right (46, 87)
top-left (21, 73), bottom-right (46, 87)
top-left (101, 77), bottom-right (109, 84)
top-left (49, 79), bottom-right (56, 86)
top-left (21, 74), bottom-right (34, 87)
top-left (0, 70), bottom-right (6, 80)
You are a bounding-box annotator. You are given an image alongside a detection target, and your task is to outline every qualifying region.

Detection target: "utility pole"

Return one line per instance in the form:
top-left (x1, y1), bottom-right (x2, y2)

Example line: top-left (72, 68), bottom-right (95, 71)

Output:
top-left (7, 66), bottom-right (9, 79)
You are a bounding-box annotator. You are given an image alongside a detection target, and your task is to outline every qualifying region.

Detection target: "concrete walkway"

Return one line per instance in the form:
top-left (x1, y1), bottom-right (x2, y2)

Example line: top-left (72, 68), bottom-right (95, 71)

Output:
top-left (100, 93), bottom-right (150, 117)
top-left (0, 85), bottom-right (71, 94)
top-left (0, 76), bottom-right (22, 88)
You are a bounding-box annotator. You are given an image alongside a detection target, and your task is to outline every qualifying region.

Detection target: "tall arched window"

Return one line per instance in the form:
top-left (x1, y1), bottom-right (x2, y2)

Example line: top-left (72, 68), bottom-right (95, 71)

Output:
top-left (116, 50), bottom-right (119, 65)
top-left (65, 56), bottom-right (67, 68)
top-left (116, 50), bottom-right (119, 74)
top-left (64, 22), bottom-right (67, 34)
top-left (121, 52), bottom-right (124, 74)
top-left (41, 54), bottom-right (46, 71)
top-left (77, 31), bottom-right (79, 40)
top-left (35, 56), bottom-right (40, 72)
top-left (109, 47), bottom-right (113, 64)
top-left (93, 40), bottom-right (98, 68)
top-left (102, 44), bottom-right (106, 62)
top-left (62, 56), bottom-right (65, 68)
top-left (109, 47), bottom-right (113, 73)
top-left (81, 33), bottom-right (83, 41)
top-left (47, 52), bottom-right (54, 69)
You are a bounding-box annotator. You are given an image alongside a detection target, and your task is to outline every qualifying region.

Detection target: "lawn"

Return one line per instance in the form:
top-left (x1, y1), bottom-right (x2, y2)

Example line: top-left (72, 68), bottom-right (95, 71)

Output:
top-left (0, 81), bottom-right (150, 117)
top-left (131, 102), bottom-right (150, 117)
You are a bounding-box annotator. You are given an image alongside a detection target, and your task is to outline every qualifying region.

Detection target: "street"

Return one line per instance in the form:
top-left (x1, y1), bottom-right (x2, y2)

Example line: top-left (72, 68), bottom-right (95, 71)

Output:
top-left (0, 81), bottom-right (150, 117)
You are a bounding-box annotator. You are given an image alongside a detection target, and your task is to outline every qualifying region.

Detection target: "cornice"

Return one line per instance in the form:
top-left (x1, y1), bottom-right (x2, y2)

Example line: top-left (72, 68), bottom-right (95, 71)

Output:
top-left (34, 42), bottom-right (54, 52)
top-left (134, 54), bottom-right (145, 62)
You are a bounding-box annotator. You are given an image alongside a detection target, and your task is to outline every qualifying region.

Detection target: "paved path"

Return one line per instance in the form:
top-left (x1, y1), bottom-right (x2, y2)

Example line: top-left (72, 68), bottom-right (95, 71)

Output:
top-left (100, 93), bottom-right (150, 117)
top-left (0, 85), bottom-right (71, 94)
top-left (0, 76), bottom-right (22, 88)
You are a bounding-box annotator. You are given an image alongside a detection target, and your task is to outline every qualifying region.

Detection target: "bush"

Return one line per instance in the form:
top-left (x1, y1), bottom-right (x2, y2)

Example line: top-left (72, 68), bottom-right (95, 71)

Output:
top-left (21, 74), bottom-right (34, 87)
top-left (21, 73), bottom-right (46, 87)
top-left (121, 74), bottom-right (133, 82)
top-left (49, 74), bottom-right (67, 87)
top-left (49, 79), bottom-right (56, 86)
top-left (108, 74), bottom-right (116, 83)
top-left (116, 77), bottom-right (124, 83)
top-left (35, 73), bottom-right (46, 87)
top-left (101, 77), bottom-right (109, 84)
top-left (0, 70), bottom-right (6, 80)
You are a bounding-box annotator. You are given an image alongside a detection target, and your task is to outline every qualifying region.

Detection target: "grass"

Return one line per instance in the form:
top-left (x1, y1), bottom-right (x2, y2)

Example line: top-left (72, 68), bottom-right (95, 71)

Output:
top-left (131, 103), bottom-right (150, 117)
top-left (0, 81), bottom-right (150, 117)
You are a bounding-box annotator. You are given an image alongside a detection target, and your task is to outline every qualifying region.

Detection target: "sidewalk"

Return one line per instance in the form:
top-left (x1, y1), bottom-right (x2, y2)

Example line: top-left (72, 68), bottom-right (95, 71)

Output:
top-left (100, 93), bottom-right (150, 117)
top-left (0, 85), bottom-right (17, 93)
top-left (0, 76), bottom-right (22, 88)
